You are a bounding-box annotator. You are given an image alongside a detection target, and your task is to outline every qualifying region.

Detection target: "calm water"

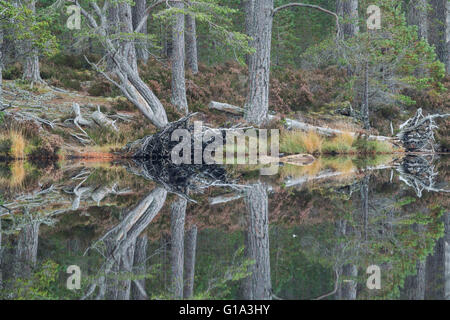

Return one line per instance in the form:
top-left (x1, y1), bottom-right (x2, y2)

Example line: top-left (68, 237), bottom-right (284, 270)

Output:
top-left (0, 155), bottom-right (448, 300)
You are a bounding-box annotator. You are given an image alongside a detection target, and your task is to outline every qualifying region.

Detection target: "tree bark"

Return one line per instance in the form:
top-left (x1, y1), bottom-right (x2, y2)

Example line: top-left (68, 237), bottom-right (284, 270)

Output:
top-left (242, 182), bottom-right (272, 300)
top-left (22, 0), bottom-right (41, 83)
top-left (243, 0), bottom-right (255, 65)
top-left (118, 2), bottom-right (138, 72)
top-left (132, 0), bottom-right (149, 63)
top-left (170, 1), bottom-right (188, 114)
top-left (170, 197), bottom-right (187, 299)
top-left (106, 1), bottom-right (120, 72)
top-left (361, 60), bottom-right (370, 130)
top-left (244, 0), bottom-right (273, 125)
top-left (131, 236), bottom-right (148, 300)
top-left (336, 0), bottom-right (359, 39)
top-left (183, 225), bottom-right (197, 298)
top-left (429, 0), bottom-right (450, 73)
top-left (185, 2), bottom-right (199, 74)
top-left (14, 222), bottom-right (40, 279)
top-left (407, 0), bottom-right (429, 41)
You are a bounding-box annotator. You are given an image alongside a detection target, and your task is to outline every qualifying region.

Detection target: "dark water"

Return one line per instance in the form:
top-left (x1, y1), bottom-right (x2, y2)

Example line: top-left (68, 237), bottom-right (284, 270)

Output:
top-left (0, 155), bottom-right (448, 300)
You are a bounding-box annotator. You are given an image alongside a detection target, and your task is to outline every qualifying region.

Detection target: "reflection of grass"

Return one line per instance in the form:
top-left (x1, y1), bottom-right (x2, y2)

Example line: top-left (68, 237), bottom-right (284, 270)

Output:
top-left (0, 161), bottom-right (26, 189)
top-left (280, 155), bottom-right (392, 180)
top-left (281, 130), bottom-right (396, 155)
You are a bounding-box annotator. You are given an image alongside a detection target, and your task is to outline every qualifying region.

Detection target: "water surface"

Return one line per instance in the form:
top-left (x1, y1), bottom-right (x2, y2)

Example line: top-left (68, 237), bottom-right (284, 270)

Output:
top-left (0, 155), bottom-right (448, 300)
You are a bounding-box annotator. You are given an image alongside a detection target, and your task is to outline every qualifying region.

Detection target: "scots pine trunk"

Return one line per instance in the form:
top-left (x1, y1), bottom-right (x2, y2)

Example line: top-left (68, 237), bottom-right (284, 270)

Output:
top-left (244, 0), bottom-right (273, 126)
top-left (183, 225), bottom-right (197, 298)
top-left (170, 197), bottom-right (187, 299)
top-left (171, 1), bottom-right (188, 114)
top-left (185, 3), bottom-right (199, 74)
top-left (407, 0), bottom-right (429, 40)
top-left (243, 0), bottom-right (255, 65)
top-left (118, 2), bottom-right (138, 72)
top-left (242, 183), bottom-right (272, 300)
top-left (132, 0), bottom-right (149, 63)
top-left (22, 1), bottom-right (41, 83)
top-left (106, 1), bottom-right (119, 72)
top-left (336, 0), bottom-right (359, 39)
top-left (0, 29), bottom-right (3, 105)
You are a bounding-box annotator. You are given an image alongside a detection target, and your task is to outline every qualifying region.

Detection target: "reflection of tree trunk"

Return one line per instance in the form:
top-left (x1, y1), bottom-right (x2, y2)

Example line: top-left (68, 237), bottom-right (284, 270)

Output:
top-left (116, 240), bottom-right (136, 300)
top-left (337, 264), bottom-right (357, 300)
top-left (132, 236), bottom-right (148, 300)
top-left (404, 260), bottom-right (426, 300)
top-left (445, 212), bottom-right (450, 300)
top-left (14, 222), bottom-right (40, 279)
top-left (170, 198), bottom-right (187, 299)
top-left (0, 219), bottom-right (2, 289)
top-left (360, 175), bottom-right (369, 240)
top-left (403, 225), bottom-right (426, 300)
top-left (335, 219), bottom-right (357, 300)
top-left (242, 182), bottom-right (272, 300)
top-left (85, 188), bottom-right (167, 300)
top-left (183, 225), bottom-right (197, 298)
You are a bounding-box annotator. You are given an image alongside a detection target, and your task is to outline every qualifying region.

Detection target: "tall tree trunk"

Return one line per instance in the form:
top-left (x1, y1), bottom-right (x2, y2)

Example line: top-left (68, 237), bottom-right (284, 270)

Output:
top-left (106, 1), bottom-right (119, 72)
top-left (0, 28), bottom-right (3, 105)
top-left (242, 182), bottom-right (272, 300)
top-left (336, 0), bottom-right (359, 39)
top-left (170, 197), bottom-right (187, 299)
top-left (243, 0), bottom-right (255, 65)
top-left (118, 2), bottom-right (138, 72)
top-left (132, 0), bottom-right (149, 63)
top-left (407, 0), bottom-right (429, 41)
top-left (244, 0), bottom-right (273, 125)
top-left (183, 225), bottom-right (197, 298)
top-left (22, 0), bottom-right (41, 83)
top-left (429, 0), bottom-right (450, 73)
top-left (14, 222), bottom-right (40, 279)
top-left (361, 61), bottom-right (370, 130)
top-left (170, 1), bottom-right (188, 114)
top-left (185, 12), bottom-right (199, 74)
top-left (131, 236), bottom-right (148, 300)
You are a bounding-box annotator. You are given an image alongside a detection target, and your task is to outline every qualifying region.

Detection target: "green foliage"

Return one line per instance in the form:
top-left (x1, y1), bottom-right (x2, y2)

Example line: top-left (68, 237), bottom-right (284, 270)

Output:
top-left (6, 260), bottom-right (60, 300)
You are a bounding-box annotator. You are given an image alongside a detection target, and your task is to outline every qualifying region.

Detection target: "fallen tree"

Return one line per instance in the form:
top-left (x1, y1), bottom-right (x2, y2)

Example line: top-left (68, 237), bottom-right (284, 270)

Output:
top-left (209, 102), bottom-right (449, 150)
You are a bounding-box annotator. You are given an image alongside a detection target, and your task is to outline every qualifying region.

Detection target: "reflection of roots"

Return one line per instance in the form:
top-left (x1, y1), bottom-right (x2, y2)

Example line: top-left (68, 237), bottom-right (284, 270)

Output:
top-left (396, 155), bottom-right (448, 197)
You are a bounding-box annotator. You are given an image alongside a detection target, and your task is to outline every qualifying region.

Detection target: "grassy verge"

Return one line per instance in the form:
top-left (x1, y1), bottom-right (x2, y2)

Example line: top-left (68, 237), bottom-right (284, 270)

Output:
top-left (280, 130), bottom-right (396, 155)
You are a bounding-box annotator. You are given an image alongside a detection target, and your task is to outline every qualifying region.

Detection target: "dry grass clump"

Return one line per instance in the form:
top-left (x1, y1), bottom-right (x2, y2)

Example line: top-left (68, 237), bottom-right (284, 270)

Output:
top-left (322, 132), bottom-right (356, 154)
top-left (9, 131), bottom-right (26, 159)
top-left (280, 130), bottom-right (323, 154)
top-left (0, 130), bottom-right (26, 159)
